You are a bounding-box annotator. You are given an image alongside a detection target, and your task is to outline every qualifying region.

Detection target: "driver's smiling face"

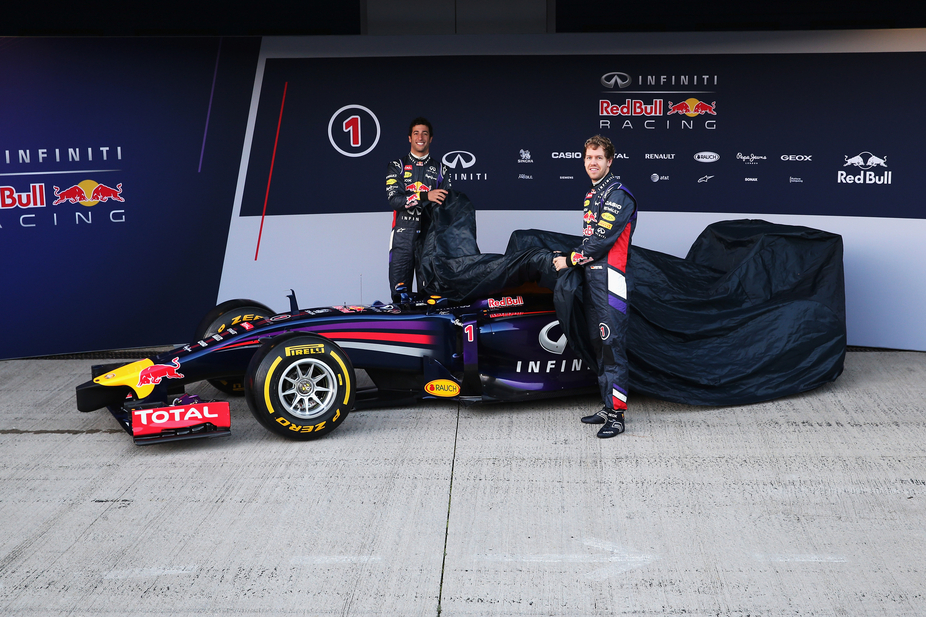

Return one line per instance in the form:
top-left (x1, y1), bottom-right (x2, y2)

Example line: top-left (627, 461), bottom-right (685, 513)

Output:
top-left (584, 146), bottom-right (612, 183)
top-left (409, 125), bottom-right (432, 156)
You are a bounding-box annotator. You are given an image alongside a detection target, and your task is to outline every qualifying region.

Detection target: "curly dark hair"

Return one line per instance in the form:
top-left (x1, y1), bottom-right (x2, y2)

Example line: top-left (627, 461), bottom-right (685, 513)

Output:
top-left (408, 117), bottom-right (434, 137)
top-left (583, 135), bottom-right (614, 161)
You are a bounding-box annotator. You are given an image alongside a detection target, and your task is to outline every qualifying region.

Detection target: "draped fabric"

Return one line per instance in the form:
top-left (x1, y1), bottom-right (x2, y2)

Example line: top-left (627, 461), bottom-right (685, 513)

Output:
top-left (416, 191), bottom-right (846, 405)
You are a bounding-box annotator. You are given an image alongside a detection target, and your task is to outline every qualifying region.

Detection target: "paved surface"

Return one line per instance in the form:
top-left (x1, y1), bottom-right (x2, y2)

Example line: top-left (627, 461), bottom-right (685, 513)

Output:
top-left (1, 351), bottom-right (925, 616)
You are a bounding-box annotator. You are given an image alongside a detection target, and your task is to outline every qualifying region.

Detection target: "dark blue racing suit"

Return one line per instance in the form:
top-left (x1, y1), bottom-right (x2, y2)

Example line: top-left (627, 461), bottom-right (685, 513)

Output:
top-left (566, 172), bottom-right (637, 412)
top-left (385, 153), bottom-right (451, 302)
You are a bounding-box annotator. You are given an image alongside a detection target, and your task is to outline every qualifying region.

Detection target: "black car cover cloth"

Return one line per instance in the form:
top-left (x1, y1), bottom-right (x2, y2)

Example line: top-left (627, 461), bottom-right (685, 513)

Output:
top-left (415, 192), bottom-right (846, 406)
top-left (625, 219), bottom-right (846, 406)
top-left (415, 190), bottom-right (559, 300)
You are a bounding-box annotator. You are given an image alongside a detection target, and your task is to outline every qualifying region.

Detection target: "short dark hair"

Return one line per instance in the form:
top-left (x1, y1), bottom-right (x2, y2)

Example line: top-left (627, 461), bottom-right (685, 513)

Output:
top-left (584, 135), bottom-right (614, 161)
top-left (408, 117), bottom-right (433, 137)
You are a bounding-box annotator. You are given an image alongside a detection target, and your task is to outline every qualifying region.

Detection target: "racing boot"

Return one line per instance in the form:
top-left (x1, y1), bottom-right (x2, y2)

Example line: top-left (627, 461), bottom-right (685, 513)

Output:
top-left (580, 408), bottom-right (609, 424)
top-left (596, 411), bottom-right (625, 438)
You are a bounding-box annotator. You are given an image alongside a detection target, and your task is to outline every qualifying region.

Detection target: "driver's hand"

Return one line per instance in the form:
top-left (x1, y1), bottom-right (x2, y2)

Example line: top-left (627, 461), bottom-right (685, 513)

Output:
top-left (553, 256), bottom-right (568, 271)
top-left (428, 189), bottom-right (449, 204)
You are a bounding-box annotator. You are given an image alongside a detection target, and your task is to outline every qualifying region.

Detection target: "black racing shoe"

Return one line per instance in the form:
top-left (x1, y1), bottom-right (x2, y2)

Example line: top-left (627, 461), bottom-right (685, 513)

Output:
top-left (597, 412), bottom-right (625, 438)
top-left (581, 409), bottom-right (609, 424)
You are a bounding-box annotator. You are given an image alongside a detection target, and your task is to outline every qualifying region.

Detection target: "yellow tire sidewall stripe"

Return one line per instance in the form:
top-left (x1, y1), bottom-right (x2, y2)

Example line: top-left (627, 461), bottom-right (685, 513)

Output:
top-left (263, 356), bottom-right (283, 414)
top-left (330, 351), bottom-right (351, 406)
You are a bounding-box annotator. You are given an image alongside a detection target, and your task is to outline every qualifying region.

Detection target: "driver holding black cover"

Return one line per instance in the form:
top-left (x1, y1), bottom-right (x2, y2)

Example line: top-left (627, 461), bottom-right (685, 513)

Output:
top-left (385, 117), bottom-right (452, 303)
top-left (553, 135), bottom-right (637, 439)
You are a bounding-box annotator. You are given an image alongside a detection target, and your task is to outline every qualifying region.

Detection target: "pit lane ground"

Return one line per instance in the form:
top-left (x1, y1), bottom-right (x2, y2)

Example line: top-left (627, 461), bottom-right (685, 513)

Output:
top-left (0, 350), bottom-right (924, 616)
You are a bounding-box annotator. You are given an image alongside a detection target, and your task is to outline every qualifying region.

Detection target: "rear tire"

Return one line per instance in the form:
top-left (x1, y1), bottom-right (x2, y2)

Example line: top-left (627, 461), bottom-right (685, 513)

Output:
top-left (195, 299), bottom-right (273, 395)
top-left (244, 333), bottom-right (355, 440)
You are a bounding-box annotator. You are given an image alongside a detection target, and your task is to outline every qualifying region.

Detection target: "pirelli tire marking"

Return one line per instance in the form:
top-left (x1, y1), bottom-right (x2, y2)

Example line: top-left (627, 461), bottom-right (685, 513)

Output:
top-left (245, 333), bottom-right (354, 440)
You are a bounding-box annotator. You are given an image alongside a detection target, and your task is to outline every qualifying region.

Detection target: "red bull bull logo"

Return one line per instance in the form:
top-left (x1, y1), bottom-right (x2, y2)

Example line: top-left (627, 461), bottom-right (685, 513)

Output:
top-left (666, 99), bottom-right (717, 117)
top-left (52, 185), bottom-right (88, 205)
top-left (406, 181), bottom-right (430, 199)
top-left (90, 183), bottom-right (124, 202)
top-left (137, 358), bottom-right (184, 387)
top-left (52, 180), bottom-right (125, 206)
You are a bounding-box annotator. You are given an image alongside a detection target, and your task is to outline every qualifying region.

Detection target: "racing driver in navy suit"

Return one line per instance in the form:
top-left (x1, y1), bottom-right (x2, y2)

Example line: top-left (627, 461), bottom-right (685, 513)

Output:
top-left (553, 135), bottom-right (638, 439)
top-left (385, 117), bottom-right (452, 303)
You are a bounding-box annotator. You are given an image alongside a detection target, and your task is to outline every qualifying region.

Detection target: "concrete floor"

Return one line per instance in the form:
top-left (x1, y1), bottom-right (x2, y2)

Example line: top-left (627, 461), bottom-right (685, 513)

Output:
top-left (0, 351), bottom-right (924, 616)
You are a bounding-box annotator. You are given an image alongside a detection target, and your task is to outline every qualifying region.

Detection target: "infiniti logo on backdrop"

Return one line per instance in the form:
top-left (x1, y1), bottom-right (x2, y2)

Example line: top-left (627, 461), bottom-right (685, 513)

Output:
top-left (600, 72), bottom-right (632, 89)
top-left (442, 151), bottom-right (476, 169)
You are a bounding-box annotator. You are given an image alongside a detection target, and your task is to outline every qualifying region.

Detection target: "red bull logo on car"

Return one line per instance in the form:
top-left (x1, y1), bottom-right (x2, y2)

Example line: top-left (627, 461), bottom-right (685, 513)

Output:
top-left (137, 358), bottom-right (184, 387)
top-left (487, 296), bottom-right (525, 309)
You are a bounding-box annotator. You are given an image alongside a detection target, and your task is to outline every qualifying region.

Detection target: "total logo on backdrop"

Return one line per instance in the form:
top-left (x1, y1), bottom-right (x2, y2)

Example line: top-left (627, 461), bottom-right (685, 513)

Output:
top-left (838, 151), bottom-right (891, 185)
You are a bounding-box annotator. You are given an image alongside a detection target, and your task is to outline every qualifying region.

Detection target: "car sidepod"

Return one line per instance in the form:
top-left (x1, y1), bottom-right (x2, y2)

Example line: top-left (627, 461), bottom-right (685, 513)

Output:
top-left (474, 303), bottom-right (597, 402)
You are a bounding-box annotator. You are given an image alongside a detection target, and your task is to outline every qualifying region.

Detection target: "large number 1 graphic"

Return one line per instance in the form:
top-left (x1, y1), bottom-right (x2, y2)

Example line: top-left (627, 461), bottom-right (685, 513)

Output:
top-left (343, 115), bottom-right (361, 147)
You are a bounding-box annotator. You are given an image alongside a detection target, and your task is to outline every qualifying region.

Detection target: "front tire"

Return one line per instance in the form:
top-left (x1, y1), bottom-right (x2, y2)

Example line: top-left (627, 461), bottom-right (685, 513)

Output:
top-left (244, 333), bottom-right (355, 440)
top-left (195, 299), bottom-right (273, 395)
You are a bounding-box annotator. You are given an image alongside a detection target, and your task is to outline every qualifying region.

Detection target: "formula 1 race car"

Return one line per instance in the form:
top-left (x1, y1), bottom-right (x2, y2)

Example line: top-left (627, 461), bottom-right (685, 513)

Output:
top-left (75, 289), bottom-right (597, 445)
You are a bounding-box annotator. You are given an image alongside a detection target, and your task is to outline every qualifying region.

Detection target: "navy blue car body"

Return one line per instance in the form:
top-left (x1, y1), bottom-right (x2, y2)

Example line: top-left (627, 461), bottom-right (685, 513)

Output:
top-left (76, 290), bottom-right (596, 444)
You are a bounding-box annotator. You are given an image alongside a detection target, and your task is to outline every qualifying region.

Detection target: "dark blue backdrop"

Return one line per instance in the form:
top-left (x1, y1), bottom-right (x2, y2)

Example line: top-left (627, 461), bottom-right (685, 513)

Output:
top-left (241, 53), bottom-right (922, 220)
top-left (0, 37), bottom-right (260, 359)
